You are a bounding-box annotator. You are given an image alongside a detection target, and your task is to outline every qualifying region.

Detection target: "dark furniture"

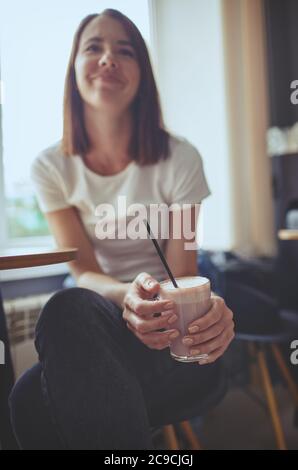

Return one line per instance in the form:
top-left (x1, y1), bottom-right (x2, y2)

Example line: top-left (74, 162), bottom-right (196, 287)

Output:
top-left (0, 289), bottom-right (18, 449)
top-left (0, 247), bottom-right (78, 450)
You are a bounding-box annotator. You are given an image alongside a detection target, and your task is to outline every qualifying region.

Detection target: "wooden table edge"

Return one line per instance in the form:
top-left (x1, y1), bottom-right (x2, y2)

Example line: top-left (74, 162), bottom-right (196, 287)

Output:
top-left (0, 248), bottom-right (78, 270)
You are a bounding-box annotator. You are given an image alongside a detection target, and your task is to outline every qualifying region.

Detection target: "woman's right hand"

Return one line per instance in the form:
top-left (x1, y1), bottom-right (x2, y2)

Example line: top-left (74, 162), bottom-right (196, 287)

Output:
top-left (122, 272), bottom-right (180, 350)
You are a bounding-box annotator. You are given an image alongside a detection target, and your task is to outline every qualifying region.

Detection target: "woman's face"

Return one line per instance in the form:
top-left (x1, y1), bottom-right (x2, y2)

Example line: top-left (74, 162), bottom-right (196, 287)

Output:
top-left (74, 15), bottom-right (141, 114)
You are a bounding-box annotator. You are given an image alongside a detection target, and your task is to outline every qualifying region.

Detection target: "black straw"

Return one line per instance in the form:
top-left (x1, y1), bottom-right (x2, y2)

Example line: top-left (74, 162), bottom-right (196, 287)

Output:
top-left (145, 220), bottom-right (178, 288)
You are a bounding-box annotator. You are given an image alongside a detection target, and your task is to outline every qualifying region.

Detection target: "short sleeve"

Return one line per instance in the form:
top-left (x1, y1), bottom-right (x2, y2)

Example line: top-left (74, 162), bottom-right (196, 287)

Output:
top-left (169, 139), bottom-right (211, 205)
top-left (31, 155), bottom-right (72, 213)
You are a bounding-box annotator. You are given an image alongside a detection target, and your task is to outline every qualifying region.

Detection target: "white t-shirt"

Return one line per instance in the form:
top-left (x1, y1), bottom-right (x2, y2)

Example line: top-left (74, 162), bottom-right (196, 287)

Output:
top-left (31, 134), bottom-right (211, 282)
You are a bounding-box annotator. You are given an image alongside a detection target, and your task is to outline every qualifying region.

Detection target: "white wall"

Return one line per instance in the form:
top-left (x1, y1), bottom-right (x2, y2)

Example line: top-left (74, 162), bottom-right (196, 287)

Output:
top-left (151, 0), bottom-right (232, 250)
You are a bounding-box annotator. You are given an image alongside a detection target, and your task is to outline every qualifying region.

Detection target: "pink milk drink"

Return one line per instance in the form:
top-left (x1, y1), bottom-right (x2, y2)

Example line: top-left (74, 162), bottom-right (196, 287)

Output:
top-left (159, 276), bottom-right (211, 362)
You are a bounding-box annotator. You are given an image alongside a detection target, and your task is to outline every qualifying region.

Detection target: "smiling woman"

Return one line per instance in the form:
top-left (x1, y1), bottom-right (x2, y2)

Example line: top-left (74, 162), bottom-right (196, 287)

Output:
top-left (8, 6), bottom-right (234, 451)
top-left (0, 0), bottom-right (151, 245)
top-left (62, 10), bottom-right (168, 167)
top-left (75, 16), bottom-right (141, 106)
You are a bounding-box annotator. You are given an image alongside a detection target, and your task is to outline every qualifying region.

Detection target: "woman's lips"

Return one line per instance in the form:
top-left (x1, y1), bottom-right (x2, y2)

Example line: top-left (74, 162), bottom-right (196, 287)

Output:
top-left (91, 74), bottom-right (123, 85)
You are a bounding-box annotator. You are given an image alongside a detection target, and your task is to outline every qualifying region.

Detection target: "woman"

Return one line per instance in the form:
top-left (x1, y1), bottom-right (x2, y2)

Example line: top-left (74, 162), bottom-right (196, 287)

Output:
top-left (10, 9), bottom-right (234, 449)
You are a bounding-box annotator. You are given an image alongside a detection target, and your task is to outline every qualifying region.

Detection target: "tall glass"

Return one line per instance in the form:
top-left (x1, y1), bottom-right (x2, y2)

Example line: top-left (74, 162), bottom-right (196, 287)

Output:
top-left (159, 276), bottom-right (211, 362)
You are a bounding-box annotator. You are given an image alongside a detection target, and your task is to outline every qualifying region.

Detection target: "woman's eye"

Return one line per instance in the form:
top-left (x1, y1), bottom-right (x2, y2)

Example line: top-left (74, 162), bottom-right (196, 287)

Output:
top-left (119, 49), bottom-right (134, 57)
top-left (86, 45), bottom-right (100, 52)
top-left (85, 45), bottom-right (135, 57)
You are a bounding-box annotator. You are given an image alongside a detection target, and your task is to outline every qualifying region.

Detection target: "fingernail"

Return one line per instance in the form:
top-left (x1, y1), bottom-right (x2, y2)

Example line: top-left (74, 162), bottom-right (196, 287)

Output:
top-left (164, 301), bottom-right (174, 310)
top-left (190, 348), bottom-right (201, 355)
top-left (164, 309), bottom-right (174, 315)
top-left (198, 359), bottom-right (209, 365)
top-left (169, 330), bottom-right (180, 340)
top-left (188, 325), bottom-right (200, 334)
top-left (182, 337), bottom-right (194, 346)
top-left (168, 314), bottom-right (178, 324)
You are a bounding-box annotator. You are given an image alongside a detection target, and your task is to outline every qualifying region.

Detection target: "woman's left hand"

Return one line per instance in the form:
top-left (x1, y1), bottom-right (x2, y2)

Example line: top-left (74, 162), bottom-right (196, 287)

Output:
top-left (182, 295), bottom-right (235, 365)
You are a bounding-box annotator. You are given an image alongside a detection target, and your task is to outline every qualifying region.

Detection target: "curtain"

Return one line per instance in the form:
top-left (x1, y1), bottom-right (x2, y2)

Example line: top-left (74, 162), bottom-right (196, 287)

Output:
top-left (222, 0), bottom-right (276, 256)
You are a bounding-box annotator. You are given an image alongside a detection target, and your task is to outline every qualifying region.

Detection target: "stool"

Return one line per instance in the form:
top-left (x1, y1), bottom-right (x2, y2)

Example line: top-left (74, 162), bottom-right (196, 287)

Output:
top-left (161, 421), bottom-right (203, 450)
top-left (236, 316), bottom-right (298, 450)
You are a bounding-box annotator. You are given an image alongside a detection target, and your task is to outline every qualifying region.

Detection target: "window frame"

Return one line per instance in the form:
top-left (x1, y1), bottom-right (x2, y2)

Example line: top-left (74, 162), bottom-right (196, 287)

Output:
top-left (0, 55), bottom-right (55, 249)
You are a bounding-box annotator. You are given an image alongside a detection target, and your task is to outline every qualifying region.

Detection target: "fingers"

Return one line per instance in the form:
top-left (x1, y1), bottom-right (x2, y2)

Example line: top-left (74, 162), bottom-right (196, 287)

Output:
top-left (187, 297), bottom-right (233, 333)
top-left (124, 292), bottom-right (174, 317)
top-left (182, 295), bottom-right (235, 365)
top-left (123, 307), bottom-right (178, 333)
top-left (123, 272), bottom-right (181, 351)
top-left (124, 278), bottom-right (236, 360)
top-left (125, 272), bottom-right (178, 317)
top-left (188, 326), bottom-right (235, 358)
top-left (126, 321), bottom-right (180, 350)
top-left (124, 272), bottom-right (175, 317)
top-left (183, 313), bottom-right (233, 347)
top-left (197, 332), bottom-right (235, 365)
top-left (134, 272), bottom-right (160, 296)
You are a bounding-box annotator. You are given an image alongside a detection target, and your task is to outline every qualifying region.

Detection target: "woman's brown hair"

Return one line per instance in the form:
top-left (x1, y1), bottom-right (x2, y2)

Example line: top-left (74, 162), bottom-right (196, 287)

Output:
top-left (61, 9), bottom-right (170, 165)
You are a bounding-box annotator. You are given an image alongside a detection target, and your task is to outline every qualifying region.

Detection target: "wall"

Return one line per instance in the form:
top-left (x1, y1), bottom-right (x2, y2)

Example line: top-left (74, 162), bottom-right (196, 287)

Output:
top-left (151, 0), bottom-right (232, 250)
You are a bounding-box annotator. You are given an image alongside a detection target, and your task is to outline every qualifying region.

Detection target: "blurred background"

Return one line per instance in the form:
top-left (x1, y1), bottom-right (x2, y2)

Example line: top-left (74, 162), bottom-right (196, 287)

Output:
top-left (1, 0), bottom-right (297, 254)
top-left (0, 0), bottom-right (298, 450)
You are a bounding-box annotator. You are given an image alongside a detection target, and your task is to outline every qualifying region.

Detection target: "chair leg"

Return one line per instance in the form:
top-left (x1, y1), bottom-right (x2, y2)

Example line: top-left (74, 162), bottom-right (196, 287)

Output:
top-left (271, 343), bottom-right (298, 407)
top-left (179, 420), bottom-right (203, 450)
top-left (257, 348), bottom-right (287, 450)
top-left (162, 425), bottom-right (180, 450)
top-left (247, 342), bottom-right (260, 388)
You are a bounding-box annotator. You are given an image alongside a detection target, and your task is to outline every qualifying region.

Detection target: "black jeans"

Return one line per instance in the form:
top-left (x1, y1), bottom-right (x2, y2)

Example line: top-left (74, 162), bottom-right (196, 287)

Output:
top-left (11, 287), bottom-right (224, 450)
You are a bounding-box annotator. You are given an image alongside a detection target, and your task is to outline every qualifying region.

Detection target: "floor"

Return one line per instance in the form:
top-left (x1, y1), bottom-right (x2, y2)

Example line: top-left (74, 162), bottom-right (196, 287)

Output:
top-left (152, 384), bottom-right (298, 450)
top-left (155, 340), bottom-right (298, 450)
top-left (195, 384), bottom-right (298, 450)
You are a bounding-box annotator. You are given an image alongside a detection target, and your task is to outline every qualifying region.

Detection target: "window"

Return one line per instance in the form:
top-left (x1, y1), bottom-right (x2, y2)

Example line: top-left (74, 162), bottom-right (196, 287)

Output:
top-left (0, 0), bottom-right (151, 248)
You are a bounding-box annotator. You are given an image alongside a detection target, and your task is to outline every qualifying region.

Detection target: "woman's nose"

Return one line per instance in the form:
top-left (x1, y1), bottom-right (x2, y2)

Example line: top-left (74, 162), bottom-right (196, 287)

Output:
top-left (98, 52), bottom-right (118, 69)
